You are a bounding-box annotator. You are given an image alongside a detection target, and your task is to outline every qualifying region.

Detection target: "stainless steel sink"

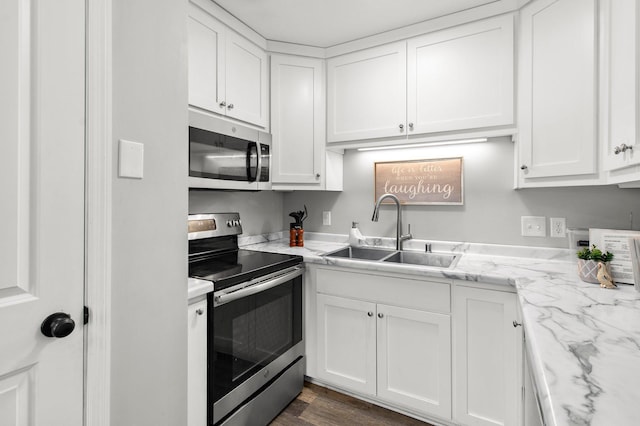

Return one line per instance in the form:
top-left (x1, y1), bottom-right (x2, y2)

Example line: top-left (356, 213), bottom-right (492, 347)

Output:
top-left (324, 246), bottom-right (460, 269)
top-left (324, 246), bottom-right (397, 261)
top-left (383, 251), bottom-right (459, 268)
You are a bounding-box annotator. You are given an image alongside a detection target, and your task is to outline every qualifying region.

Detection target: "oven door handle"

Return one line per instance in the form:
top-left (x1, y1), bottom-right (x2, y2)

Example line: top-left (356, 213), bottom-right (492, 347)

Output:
top-left (214, 266), bottom-right (303, 306)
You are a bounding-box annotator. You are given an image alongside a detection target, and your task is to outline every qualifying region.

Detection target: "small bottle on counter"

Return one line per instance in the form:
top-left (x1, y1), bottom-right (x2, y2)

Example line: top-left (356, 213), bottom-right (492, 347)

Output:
top-left (289, 224), bottom-right (298, 247)
top-left (297, 227), bottom-right (304, 247)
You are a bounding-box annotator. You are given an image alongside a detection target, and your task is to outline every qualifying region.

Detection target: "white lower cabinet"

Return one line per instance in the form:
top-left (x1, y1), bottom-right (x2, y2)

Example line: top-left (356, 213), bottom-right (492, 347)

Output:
top-left (314, 267), bottom-right (452, 421)
top-left (376, 304), bottom-right (451, 419)
top-left (311, 267), bottom-right (527, 426)
top-left (453, 284), bottom-right (523, 426)
top-left (188, 299), bottom-right (207, 426)
top-left (316, 294), bottom-right (377, 396)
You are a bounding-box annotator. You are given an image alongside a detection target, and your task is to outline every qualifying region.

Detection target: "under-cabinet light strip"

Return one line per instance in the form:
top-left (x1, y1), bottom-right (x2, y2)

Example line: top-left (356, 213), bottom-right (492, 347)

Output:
top-left (356, 138), bottom-right (488, 151)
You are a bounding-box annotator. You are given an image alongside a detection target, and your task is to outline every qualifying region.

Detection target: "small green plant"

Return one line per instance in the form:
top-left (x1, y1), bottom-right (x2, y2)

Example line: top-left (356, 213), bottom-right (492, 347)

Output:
top-left (577, 244), bottom-right (614, 262)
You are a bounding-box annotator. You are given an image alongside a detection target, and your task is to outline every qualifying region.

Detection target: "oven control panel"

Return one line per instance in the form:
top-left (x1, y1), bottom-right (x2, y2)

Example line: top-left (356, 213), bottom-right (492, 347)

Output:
top-left (188, 213), bottom-right (242, 240)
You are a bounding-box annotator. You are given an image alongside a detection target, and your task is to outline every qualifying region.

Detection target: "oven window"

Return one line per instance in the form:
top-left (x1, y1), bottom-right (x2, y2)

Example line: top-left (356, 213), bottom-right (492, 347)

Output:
top-left (211, 276), bottom-right (302, 402)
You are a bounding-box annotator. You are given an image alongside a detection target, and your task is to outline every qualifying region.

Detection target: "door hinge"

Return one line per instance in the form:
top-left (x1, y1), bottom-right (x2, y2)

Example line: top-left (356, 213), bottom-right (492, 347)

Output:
top-left (84, 306), bottom-right (89, 325)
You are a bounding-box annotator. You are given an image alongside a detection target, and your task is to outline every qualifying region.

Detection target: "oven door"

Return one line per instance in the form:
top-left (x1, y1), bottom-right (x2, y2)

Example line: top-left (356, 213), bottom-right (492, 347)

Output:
top-left (210, 266), bottom-right (304, 424)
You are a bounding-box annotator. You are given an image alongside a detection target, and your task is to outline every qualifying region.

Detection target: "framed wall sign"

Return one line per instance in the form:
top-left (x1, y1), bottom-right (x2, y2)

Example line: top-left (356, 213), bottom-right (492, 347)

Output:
top-left (374, 157), bottom-right (464, 205)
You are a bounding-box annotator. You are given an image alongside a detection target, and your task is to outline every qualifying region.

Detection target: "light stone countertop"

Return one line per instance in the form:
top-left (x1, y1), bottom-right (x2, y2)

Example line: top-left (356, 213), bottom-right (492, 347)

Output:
top-left (241, 232), bottom-right (640, 426)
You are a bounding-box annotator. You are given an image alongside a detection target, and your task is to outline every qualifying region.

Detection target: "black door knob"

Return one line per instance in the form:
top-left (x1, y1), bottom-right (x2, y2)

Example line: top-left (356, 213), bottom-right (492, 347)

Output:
top-left (41, 312), bottom-right (75, 338)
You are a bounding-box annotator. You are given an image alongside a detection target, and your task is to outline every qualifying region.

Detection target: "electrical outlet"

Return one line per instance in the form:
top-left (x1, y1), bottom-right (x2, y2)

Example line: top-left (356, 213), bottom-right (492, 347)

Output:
top-left (550, 217), bottom-right (566, 238)
top-left (521, 216), bottom-right (546, 237)
top-left (322, 211), bottom-right (331, 226)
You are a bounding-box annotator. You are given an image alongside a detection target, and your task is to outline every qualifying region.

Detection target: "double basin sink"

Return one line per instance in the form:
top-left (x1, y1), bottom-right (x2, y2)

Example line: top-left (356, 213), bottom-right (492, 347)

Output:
top-left (324, 246), bottom-right (460, 269)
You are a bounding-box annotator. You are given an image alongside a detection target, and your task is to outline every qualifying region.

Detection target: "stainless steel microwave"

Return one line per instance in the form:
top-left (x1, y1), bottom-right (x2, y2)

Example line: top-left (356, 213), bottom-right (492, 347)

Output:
top-left (189, 111), bottom-right (271, 190)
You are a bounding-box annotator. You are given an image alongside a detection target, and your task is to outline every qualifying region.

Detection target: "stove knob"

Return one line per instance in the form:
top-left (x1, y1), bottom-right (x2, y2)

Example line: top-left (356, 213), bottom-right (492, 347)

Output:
top-left (226, 220), bottom-right (232, 227)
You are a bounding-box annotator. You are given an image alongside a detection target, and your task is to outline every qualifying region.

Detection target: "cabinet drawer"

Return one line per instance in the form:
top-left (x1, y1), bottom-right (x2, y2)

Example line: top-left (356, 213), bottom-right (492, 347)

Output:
top-left (316, 267), bottom-right (450, 313)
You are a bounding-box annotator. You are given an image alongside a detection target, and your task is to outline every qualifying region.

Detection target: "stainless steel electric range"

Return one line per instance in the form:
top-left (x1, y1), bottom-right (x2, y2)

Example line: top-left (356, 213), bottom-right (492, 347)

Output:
top-left (188, 213), bottom-right (304, 426)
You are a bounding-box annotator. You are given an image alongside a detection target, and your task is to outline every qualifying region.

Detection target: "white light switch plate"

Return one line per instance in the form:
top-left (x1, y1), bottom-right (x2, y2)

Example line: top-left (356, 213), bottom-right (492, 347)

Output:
top-left (322, 211), bottom-right (331, 226)
top-left (521, 216), bottom-right (546, 237)
top-left (119, 139), bottom-right (144, 179)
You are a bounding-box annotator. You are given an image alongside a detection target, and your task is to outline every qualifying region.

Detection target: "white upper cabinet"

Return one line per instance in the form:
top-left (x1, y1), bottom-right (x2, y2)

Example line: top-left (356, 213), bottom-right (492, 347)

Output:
top-left (407, 15), bottom-right (514, 135)
top-left (271, 55), bottom-right (328, 187)
top-left (326, 16), bottom-right (514, 145)
top-left (327, 42), bottom-right (407, 142)
top-left (600, 0), bottom-right (640, 180)
top-left (224, 31), bottom-right (268, 127)
top-left (188, 6), bottom-right (224, 114)
top-left (188, 2), bottom-right (268, 128)
top-left (517, 0), bottom-right (599, 184)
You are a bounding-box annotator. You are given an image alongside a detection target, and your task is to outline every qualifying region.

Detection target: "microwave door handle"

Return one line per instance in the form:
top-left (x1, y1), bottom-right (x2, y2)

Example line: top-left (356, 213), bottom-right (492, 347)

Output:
top-left (256, 142), bottom-right (263, 181)
top-left (246, 142), bottom-right (258, 182)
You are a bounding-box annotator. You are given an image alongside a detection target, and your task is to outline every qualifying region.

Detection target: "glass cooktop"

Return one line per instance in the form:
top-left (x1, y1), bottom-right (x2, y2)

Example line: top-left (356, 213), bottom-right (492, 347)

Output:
top-left (188, 249), bottom-right (302, 291)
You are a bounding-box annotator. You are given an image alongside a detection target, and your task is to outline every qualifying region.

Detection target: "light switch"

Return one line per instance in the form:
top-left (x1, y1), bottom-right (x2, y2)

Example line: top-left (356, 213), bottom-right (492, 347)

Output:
top-left (521, 216), bottom-right (546, 237)
top-left (119, 139), bottom-right (144, 179)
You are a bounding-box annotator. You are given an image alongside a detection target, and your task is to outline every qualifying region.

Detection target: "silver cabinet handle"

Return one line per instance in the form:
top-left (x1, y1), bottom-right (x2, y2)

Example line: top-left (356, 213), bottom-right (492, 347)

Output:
top-left (196, 309), bottom-right (204, 316)
top-left (614, 144), bottom-right (633, 155)
top-left (227, 103), bottom-right (234, 110)
top-left (219, 101), bottom-right (226, 108)
top-left (378, 313), bottom-right (384, 318)
top-left (520, 165), bottom-right (528, 170)
top-left (513, 320), bottom-right (522, 328)
top-left (399, 124), bottom-right (404, 131)
top-left (367, 312), bottom-right (373, 317)
top-left (408, 123), bottom-right (414, 130)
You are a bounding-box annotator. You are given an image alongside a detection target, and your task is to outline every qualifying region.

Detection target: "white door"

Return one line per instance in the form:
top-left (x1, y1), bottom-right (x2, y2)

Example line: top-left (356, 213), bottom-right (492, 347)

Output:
top-left (0, 0), bottom-right (85, 425)
top-left (377, 304), bottom-right (452, 420)
top-left (188, 1), bottom-right (226, 114)
top-left (518, 0), bottom-right (598, 179)
top-left (407, 15), bottom-right (514, 135)
top-left (454, 286), bottom-right (523, 426)
top-left (327, 42), bottom-right (407, 142)
top-left (188, 300), bottom-right (208, 426)
top-left (225, 31), bottom-right (268, 128)
top-left (270, 55), bottom-right (324, 185)
top-left (601, 0), bottom-right (640, 173)
top-left (316, 294), bottom-right (376, 396)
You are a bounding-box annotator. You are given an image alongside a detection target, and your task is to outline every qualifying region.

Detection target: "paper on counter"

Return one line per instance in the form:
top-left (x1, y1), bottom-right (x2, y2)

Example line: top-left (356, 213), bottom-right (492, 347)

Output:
top-left (629, 237), bottom-right (640, 292)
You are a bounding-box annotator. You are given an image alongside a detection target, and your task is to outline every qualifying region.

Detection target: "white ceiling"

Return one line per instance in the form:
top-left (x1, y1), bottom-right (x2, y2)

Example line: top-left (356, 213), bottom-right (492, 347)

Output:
top-left (214, 0), bottom-right (499, 48)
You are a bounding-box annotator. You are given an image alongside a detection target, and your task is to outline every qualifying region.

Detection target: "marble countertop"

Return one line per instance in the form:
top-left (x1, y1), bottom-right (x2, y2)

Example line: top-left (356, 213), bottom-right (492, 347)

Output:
top-left (242, 233), bottom-right (640, 426)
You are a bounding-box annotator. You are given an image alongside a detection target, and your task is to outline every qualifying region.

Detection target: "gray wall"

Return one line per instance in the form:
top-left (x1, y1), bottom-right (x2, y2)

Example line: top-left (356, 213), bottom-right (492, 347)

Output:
top-left (190, 190), bottom-right (285, 236)
top-left (111, 1), bottom-right (188, 425)
top-left (283, 138), bottom-right (640, 248)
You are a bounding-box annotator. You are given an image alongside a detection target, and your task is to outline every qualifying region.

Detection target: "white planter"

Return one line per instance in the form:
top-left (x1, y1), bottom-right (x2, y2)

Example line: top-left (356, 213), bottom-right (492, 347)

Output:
top-left (577, 259), bottom-right (603, 284)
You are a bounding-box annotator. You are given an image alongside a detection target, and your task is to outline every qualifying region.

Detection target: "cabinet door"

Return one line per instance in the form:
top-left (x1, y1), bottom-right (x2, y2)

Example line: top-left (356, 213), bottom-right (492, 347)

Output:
top-left (316, 294), bottom-right (377, 396)
top-left (188, 3), bottom-right (225, 113)
top-left (225, 31), bottom-right (268, 128)
top-left (407, 15), bottom-right (514, 135)
top-left (601, 0), bottom-right (640, 173)
top-left (518, 0), bottom-right (598, 179)
top-left (188, 300), bottom-right (207, 426)
top-left (271, 55), bottom-right (324, 184)
top-left (327, 42), bottom-right (407, 142)
top-left (377, 304), bottom-right (452, 420)
top-left (454, 286), bottom-right (523, 426)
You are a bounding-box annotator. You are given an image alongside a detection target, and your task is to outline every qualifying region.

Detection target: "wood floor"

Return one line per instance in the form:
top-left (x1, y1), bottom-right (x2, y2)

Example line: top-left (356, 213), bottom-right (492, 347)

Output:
top-left (270, 382), bottom-right (434, 426)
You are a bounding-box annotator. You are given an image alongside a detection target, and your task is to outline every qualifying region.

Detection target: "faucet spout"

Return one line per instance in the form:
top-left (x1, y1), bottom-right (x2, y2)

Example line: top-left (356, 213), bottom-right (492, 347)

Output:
top-left (371, 193), bottom-right (412, 250)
